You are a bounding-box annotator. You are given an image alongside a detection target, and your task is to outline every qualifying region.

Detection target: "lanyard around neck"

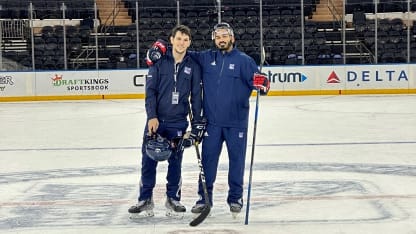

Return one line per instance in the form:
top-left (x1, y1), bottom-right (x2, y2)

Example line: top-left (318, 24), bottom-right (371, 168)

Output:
top-left (174, 63), bottom-right (180, 92)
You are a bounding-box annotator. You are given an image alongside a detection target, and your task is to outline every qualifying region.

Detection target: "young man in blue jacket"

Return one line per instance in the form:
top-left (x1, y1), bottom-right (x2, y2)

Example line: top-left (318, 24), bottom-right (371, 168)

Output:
top-left (128, 25), bottom-right (204, 218)
top-left (146, 22), bottom-right (270, 217)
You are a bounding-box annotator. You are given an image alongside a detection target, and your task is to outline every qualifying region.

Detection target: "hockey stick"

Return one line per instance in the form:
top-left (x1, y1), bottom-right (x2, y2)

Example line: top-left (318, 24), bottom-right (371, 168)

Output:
top-left (189, 142), bottom-right (211, 226)
top-left (187, 101), bottom-right (210, 226)
top-left (245, 0), bottom-right (264, 225)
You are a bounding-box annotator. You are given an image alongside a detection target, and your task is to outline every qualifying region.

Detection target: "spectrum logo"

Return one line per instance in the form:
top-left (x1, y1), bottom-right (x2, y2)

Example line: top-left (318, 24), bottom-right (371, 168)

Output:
top-left (266, 71), bottom-right (308, 83)
top-left (327, 71), bottom-right (341, 83)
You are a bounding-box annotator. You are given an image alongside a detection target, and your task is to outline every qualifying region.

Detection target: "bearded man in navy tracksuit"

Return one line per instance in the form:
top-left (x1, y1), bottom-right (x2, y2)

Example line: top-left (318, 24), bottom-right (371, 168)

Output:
top-left (146, 22), bottom-right (270, 216)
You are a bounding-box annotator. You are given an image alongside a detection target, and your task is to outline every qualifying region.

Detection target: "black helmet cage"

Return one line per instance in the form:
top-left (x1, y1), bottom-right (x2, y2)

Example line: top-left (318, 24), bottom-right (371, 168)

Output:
top-left (211, 22), bottom-right (234, 40)
top-left (145, 133), bottom-right (173, 161)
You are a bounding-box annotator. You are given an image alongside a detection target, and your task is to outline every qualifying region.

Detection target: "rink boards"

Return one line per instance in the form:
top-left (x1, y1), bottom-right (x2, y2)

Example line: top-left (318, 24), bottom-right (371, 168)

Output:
top-left (0, 64), bottom-right (415, 101)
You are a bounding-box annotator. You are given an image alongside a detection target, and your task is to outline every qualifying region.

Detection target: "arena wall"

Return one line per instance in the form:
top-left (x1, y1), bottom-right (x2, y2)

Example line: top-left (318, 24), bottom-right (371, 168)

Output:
top-left (1, 64), bottom-right (415, 101)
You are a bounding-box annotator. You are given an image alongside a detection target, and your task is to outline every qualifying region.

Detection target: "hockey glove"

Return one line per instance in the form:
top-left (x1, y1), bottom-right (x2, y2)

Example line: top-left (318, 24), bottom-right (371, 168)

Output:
top-left (175, 132), bottom-right (194, 153)
top-left (145, 39), bottom-right (167, 66)
top-left (190, 119), bottom-right (207, 143)
top-left (253, 73), bottom-right (270, 95)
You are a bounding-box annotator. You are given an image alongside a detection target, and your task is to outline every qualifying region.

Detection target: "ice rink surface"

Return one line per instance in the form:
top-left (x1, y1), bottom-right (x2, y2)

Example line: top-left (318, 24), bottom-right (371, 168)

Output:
top-left (0, 95), bottom-right (415, 234)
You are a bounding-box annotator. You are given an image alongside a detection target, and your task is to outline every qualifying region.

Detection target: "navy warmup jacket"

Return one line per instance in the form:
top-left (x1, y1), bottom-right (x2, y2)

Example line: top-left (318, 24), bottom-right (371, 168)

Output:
top-left (145, 49), bottom-right (203, 123)
top-left (190, 47), bottom-right (259, 128)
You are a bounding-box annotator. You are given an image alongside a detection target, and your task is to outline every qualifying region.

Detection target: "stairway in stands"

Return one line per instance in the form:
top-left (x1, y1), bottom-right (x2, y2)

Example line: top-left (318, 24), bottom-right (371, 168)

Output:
top-left (96, 0), bottom-right (132, 26)
top-left (311, 0), bottom-right (344, 22)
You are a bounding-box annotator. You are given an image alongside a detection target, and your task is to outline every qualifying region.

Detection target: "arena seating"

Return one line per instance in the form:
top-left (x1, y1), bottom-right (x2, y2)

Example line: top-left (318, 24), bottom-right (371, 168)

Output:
top-left (0, 0), bottom-right (95, 19)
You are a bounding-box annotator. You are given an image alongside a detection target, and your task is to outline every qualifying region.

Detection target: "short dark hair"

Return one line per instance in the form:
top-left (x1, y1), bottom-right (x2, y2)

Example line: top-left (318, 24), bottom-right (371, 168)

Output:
top-left (171, 25), bottom-right (192, 40)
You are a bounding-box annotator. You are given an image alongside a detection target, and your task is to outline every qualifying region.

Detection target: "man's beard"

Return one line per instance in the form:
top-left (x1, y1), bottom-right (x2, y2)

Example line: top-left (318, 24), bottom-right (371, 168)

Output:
top-left (217, 41), bottom-right (233, 51)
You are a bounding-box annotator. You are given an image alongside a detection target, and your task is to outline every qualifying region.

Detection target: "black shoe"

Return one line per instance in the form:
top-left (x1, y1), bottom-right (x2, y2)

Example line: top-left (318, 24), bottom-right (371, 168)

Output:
top-left (128, 198), bottom-right (154, 217)
top-left (165, 197), bottom-right (186, 212)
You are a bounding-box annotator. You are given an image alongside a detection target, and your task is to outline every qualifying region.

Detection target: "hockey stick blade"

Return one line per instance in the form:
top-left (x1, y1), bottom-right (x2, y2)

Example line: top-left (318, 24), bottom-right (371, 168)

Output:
top-left (189, 205), bottom-right (211, 226)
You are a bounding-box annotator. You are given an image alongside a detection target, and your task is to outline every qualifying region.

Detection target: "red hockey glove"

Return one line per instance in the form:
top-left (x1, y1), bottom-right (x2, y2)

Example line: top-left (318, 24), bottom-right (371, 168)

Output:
top-left (253, 73), bottom-right (270, 95)
top-left (145, 39), bottom-right (167, 66)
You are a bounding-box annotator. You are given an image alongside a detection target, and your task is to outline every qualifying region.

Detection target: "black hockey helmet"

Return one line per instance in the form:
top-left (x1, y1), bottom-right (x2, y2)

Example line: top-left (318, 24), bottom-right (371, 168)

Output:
top-left (211, 22), bottom-right (234, 40)
top-left (145, 134), bottom-right (172, 161)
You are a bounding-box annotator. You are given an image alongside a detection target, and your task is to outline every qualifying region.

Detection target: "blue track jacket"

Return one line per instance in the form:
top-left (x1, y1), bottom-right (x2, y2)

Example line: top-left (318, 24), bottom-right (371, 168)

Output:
top-left (190, 47), bottom-right (259, 128)
top-left (145, 49), bottom-right (203, 123)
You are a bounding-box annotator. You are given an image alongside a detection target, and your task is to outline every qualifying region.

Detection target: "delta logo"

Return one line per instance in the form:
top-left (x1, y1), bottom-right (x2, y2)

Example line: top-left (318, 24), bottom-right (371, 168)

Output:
top-left (327, 71), bottom-right (341, 83)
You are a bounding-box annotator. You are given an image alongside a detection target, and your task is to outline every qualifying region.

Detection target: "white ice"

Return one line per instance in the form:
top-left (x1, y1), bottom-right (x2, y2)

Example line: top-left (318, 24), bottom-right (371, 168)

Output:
top-left (0, 95), bottom-right (415, 234)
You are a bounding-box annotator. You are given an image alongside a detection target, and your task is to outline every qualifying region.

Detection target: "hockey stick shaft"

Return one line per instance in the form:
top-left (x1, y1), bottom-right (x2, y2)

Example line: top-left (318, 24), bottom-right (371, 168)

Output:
top-left (244, 90), bottom-right (259, 225)
top-left (195, 142), bottom-right (210, 203)
top-left (245, 0), bottom-right (264, 225)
